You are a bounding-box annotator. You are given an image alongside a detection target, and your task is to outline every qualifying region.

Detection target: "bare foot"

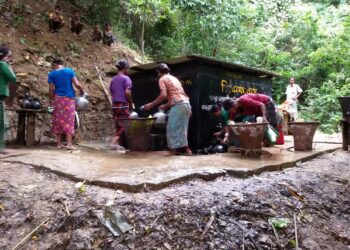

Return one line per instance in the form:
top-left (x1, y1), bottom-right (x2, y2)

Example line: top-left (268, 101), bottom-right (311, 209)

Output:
top-left (66, 145), bottom-right (77, 150)
top-left (184, 147), bottom-right (193, 156)
top-left (57, 144), bottom-right (66, 149)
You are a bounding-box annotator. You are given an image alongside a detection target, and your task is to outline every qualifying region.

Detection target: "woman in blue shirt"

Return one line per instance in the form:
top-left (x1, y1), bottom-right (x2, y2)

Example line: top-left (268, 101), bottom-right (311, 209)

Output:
top-left (48, 59), bottom-right (84, 150)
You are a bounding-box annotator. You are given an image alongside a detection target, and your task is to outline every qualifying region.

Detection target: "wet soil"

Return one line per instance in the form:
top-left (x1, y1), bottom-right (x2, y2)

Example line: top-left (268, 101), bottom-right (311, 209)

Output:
top-left (1, 150), bottom-right (349, 250)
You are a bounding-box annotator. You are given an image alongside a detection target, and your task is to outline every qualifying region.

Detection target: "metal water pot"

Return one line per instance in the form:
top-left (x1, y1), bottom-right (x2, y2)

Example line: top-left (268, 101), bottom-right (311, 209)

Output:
top-left (30, 99), bottom-right (41, 109)
top-left (153, 109), bottom-right (167, 125)
top-left (129, 111), bottom-right (139, 118)
top-left (76, 92), bottom-right (89, 109)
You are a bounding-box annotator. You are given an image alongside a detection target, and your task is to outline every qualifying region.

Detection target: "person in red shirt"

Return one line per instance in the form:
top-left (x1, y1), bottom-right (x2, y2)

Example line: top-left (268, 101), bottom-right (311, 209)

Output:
top-left (223, 93), bottom-right (277, 128)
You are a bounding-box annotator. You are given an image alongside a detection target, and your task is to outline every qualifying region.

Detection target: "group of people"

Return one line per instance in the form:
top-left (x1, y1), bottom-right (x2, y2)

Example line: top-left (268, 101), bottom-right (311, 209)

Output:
top-left (109, 61), bottom-right (192, 155)
top-left (109, 64), bottom-right (303, 154)
top-left (211, 77), bottom-right (303, 147)
top-left (212, 93), bottom-right (282, 146)
top-left (0, 41), bottom-right (303, 155)
top-left (0, 42), bottom-right (192, 155)
top-left (48, 5), bottom-right (116, 46)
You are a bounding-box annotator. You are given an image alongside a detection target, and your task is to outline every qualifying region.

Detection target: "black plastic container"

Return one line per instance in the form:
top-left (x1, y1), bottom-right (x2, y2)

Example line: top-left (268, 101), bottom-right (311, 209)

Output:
top-left (339, 96), bottom-right (350, 117)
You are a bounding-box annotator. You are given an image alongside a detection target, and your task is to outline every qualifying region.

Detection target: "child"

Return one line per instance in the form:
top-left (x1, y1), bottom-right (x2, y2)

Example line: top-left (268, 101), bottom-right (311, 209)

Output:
top-left (49, 5), bottom-right (64, 33)
top-left (70, 10), bottom-right (84, 35)
top-left (102, 23), bottom-right (116, 46)
top-left (92, 25), bottom-right (102, 42)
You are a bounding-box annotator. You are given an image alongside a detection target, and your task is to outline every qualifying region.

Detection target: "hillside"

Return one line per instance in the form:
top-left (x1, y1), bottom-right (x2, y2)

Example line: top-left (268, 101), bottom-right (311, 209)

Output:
top-left (0, 0), bottom-right (143, 142)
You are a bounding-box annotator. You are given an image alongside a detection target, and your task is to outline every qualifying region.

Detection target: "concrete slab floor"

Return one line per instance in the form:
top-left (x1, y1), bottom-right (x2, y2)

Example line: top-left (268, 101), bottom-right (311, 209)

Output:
top-left (1, 141), bottom-right (340, 192)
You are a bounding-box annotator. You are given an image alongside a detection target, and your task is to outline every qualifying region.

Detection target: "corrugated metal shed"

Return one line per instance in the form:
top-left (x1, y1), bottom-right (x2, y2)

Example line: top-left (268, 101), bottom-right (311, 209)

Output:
top-left (130, 54), bottom-right (280, 78)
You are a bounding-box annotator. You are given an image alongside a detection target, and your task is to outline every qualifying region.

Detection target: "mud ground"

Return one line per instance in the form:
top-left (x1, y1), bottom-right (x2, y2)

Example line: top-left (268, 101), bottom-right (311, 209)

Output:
top-left (1, 150), bottom-right (349, 250)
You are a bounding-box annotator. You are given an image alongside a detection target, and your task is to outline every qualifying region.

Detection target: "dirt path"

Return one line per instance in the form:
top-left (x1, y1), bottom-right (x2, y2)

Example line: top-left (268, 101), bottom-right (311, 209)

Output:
top-left (1, 150), bottom-right (349, 249)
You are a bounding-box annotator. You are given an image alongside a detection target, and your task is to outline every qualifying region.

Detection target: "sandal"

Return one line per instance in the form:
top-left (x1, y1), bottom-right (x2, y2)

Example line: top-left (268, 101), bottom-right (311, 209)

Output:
top-left (57, 145), bottom-right (66, 149)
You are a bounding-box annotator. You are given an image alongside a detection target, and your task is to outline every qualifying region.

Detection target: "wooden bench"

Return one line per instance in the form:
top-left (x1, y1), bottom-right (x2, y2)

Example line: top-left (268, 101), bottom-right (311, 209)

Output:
top-left (6, 107), bottom-right (48, 146)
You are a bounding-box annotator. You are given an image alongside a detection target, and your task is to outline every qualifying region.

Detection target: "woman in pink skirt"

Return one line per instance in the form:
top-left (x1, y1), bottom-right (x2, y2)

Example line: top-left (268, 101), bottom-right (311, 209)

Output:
top-left (48, 59), bottom-right (84, 149)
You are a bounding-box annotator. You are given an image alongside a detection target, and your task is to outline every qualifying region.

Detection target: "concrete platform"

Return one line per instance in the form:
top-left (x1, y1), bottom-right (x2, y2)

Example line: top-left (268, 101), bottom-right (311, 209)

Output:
top-left (1, 140), bottom-right (340, 192)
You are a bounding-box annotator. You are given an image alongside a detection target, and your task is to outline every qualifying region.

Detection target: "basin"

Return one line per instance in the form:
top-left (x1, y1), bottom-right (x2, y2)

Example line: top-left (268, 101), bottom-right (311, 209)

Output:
top-left (119, 118), bottom-right (156, 151)
top-left (229, 123), bottom-right (268, 151)
top-left (288, 122), bottom-right (320, 151)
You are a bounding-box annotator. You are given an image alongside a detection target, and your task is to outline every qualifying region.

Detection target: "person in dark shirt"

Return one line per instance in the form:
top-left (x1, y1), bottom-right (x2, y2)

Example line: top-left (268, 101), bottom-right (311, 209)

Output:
top-left (211, 104), bottom-right (230, 143)
top-left (102, 23), bottom-right (116, 46)
top-left (70, 10), bottom-right (84, 35)
top-left (92, 25), bottom-right (102, 42)
top-left (49, 5), bottom-right (64, 33)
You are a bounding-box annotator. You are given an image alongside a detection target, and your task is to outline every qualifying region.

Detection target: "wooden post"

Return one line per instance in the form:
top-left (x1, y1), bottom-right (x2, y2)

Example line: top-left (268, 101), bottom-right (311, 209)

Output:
top-left (16, 111), bottom-right (26, 145)
top-left (342, 119), bottom-right (349, 151)
top-left (26, 112), bottom-right (36, 146)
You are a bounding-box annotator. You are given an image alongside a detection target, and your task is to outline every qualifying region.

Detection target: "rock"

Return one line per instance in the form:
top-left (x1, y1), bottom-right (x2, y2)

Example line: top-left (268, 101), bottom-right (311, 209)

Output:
top-left (302, 239), bottom-right (321, 250)
top-left (179, 199), bottom-right (190, 205)
top-left (219, 220), bottom-right (227, 227)
top-left (66, 228), bottom-right (98, 249)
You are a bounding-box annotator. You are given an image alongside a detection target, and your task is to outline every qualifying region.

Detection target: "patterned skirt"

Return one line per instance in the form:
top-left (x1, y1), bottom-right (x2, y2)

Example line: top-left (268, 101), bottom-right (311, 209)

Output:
top-left (51, 96), bottom-right (76, 135)
top-left (113, 102), bottom-right (129, 137)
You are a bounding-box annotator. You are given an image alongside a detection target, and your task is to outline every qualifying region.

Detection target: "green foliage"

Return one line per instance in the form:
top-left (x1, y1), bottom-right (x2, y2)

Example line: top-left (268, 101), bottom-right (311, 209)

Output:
top-left (83, 0), bottom-right (350, 133)
top-left (300, 81), bottom-right (350, 133)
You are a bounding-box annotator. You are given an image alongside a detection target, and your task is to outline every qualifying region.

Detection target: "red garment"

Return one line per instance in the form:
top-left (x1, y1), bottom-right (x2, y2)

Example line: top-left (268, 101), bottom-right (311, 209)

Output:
top-left (237, 94), bottom-right (271, 116)
top-left (276, 124), bottom-right (285, 145)
top-left (112, 102), bottom-right (130, 146)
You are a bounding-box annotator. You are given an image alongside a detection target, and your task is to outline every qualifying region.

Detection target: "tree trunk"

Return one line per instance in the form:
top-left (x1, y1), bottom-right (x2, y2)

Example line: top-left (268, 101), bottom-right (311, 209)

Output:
top-left (140, 20), bottom-right (145, 59)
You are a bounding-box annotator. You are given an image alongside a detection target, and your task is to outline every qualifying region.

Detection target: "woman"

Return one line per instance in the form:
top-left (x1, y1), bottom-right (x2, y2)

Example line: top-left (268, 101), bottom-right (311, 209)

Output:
top-left (48, 59), bottom-right (84, 150)
top-left (0, 47), bottom-right (17, 153)
top-left (144, 63), bottom-right (192, 155)
top-left (109, 60), bottom-right (133, 149)
top-left (223, 93), bottom-right (277, 128)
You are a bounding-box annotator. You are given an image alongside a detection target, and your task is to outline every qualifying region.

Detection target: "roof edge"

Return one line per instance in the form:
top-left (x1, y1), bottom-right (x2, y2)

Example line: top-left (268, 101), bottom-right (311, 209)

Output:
top-left (130, 55), bottom-right (280, 77)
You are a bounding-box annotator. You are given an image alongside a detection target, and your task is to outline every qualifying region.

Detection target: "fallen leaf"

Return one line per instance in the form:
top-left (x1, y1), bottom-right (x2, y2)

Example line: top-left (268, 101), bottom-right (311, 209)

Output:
top-left (268, 218), bottom-right (291, 229)
top-left (287, 187), bottom-right (305, 201)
